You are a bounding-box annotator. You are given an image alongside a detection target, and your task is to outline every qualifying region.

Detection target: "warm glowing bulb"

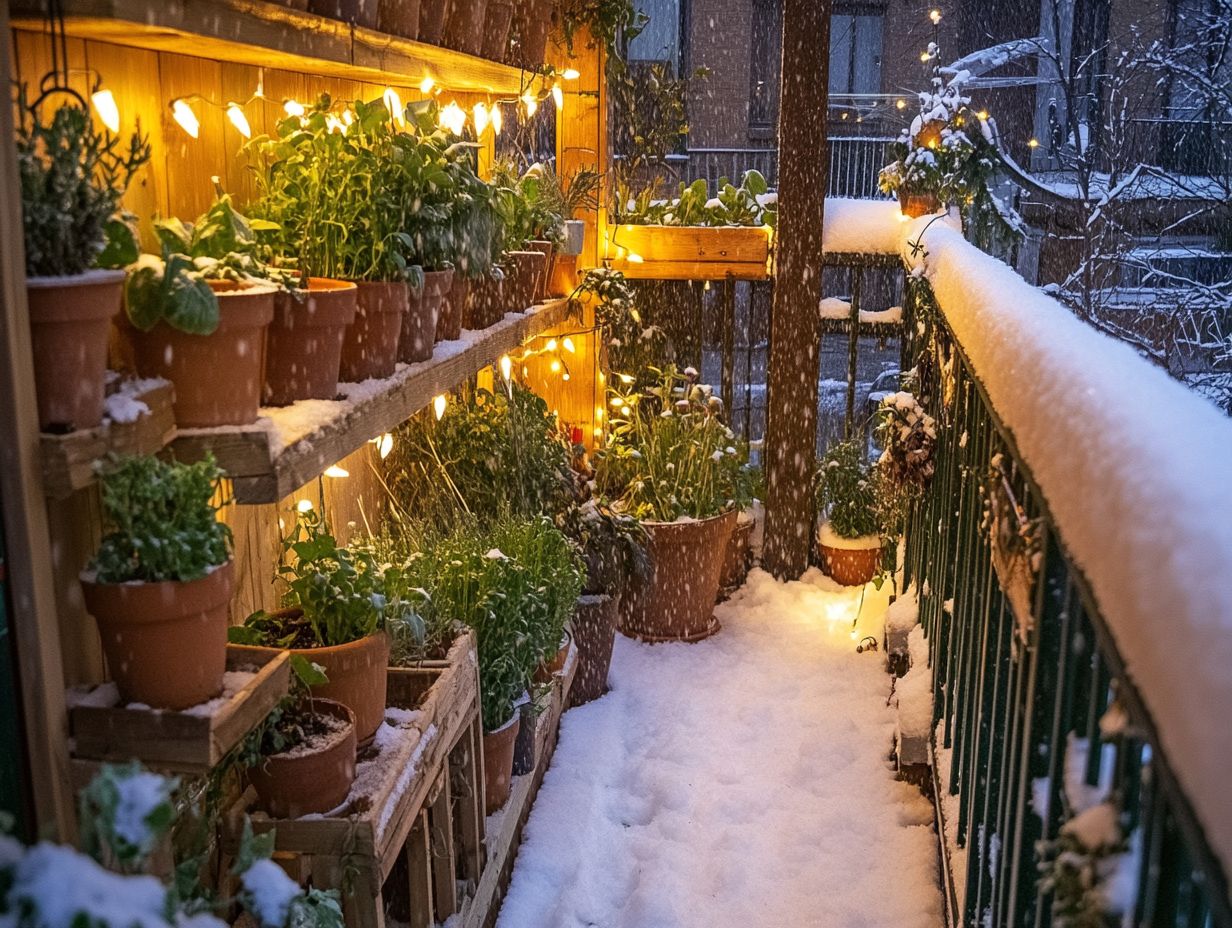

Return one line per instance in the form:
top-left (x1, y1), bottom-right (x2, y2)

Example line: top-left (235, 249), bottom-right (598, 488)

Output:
top-left (433, 394), bottom-right (447, 419)
top-left (595, 407), bottom-right (604, 421)
top-left (419, 76), bottom-right (435, 94)
top-left (521, 92), bottom-right (538, 117)
top-left (562, 372), bottom-right (570, 381)
top-left (324, 465), bottom-right (349, 478)
top-left (226, 103), bottom-right (251, 138)
top-left (296, 499), bottom-right (314, 513)
top-left (342, 109), bottom-right (354, 127)
top-left (284, 99), bottom-right (305, 117)
top-left (473, 102), bottom-right (490, 135)
top-left (491, 105), bottom-right (503, 136)
top-left (619, 373), bottom-right (634, 384)
top-left (610, 396), bottom-right (623, 408)
top-left (550, 359), bottom-right (562, 373)
top-left (593, 426), bottom-right (603, 438)
top-left (977, 110), bottom-right (989, 120)
top-left (383, 87), bottom-right (404, 123)
top-left (326, 114), bottom-right (345, 133)
top-left (562, 68), bottom-right (581, 80)
top-left (896, 98), bottom-right (907, 110)
top-left (171, 99), bottom-right (199, 139)
top-left (499, 355), bottom-right (512, 380)
top-left (929, 8), bottom-right (941, 23)
top-left (552, 83), bottom-right (564, 110)
top-left (1028, 137), bottom-right (1040, 148)
top-left (626, 251), bottom-right (644, 264)
top-left (562, 337), bottom-right (576, 353)
top-left (920, 51), bottom-right (931, 62)
top-left (439, 101), bottom-right (466, 135)
top-left (377, 433), bottom-right (394, 458)
top-left (91, 89), bottom-right (120, 133)
top-left (545, 338), bottom-right (558, 352)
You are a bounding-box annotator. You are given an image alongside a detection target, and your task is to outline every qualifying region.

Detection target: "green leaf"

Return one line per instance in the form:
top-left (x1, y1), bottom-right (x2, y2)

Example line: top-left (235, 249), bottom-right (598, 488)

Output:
top-left (154, 216), bottom-right (194, 255)
top-left (123, 260), bottom-right (167, 332)
top-left (743, 169), bottom-right (768, 197)
top-left (96, 214), bottom-right (140, 268)
top-left (289, 653), bottom-right (329, 688)
top-left (162, 254), bottom-right (220, 335)
top-left (231, 818), bottom-right (276, 876)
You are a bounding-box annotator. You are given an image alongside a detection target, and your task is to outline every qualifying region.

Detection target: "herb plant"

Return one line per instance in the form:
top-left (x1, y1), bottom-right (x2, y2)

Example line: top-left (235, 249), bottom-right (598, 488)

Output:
top-left (619, 170), bottom-right (777, 228)
top-left (90, 454), bottom-right (231, 584)
top-left (123, 248), bottom-right (220, 335)
top-left (814, 440), bottom-right (881, 540)
top-left (15, 87), bottom-right (150, 278)
top-left (490, 160), bottom-right (565, 250)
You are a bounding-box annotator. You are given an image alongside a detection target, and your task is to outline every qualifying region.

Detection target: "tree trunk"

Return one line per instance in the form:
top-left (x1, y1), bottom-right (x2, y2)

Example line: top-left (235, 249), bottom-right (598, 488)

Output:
top-left (761, 0), bottom-right (831, 580)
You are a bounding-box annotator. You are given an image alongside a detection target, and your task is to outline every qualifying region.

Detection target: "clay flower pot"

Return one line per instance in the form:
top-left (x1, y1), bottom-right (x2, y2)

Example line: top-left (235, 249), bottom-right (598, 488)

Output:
top-left (502, 251), bottom-right (546, 313)
top-left (26, 269), bottom-right (124, 432)
top-left (400, 269), bottom-right (452, 363)
top-left (339, 280), bottom-right (407, 382)
top-left (533, 630), bottom-right (571, 684)
top-left (719, 515), bottom-right (755, 595)
top-left (437, 273), bottom-right (469, 342)
top-left (569, 592), bottom-right (621, 706)
top-left (527, 240), bottom-right (554, 301)
top-left (248, 699), bottom-right (357, 819)
top-left (442, 0), bottom-right (488, 54)
top-left (466, 272), bottom-right (506, 330)
top-left (817, 523), bottom-right (883, 586)
top-left (417, 0), bottom-right (449, 43)
top-left (620, 510), bottom-right (738, 643)
top-left (289, 630), bottom-right (391, 744)
top-left (548, 253), bottom-right (578, 298)
top-left (129, 281), bottom-right (275, 428)
top-left (483, 712), bottom-right (521, 814)
top-left (308, 0), bottom-right (377, 26)
top-left (264, 278), bottom-right (358, 406)
top-left (377, 0), bottom-right (419, 37)
top-left (481, 0), bottom-right (514, 60)
top-left (80, 559), bottom-right (234, 710)
top-left (899, 189), bottom-right (942, 218)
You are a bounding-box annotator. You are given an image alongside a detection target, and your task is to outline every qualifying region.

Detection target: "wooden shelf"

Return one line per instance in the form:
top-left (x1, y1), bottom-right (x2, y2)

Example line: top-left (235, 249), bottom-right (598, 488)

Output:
top-left (40, 378), bottom-right (176, 500)
top-left (9, 0), bottom-right (527, 94)
top-left (171, 300), bottom-right (573, 504)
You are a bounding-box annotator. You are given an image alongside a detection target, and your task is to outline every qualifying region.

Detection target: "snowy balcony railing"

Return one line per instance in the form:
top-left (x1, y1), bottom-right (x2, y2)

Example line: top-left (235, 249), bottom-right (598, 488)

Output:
top-left (896, 220), bottom-right (1232, 927)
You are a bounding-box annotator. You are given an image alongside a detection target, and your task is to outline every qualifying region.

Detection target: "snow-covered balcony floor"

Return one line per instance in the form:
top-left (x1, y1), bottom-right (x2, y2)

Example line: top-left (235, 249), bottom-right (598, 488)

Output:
top-left (495, 570), bottom-right (942, 928)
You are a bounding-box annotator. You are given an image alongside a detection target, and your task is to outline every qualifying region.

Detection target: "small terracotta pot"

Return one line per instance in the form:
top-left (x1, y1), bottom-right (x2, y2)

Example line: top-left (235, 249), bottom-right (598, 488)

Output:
top-left (548, 253), bottom-right (578, 299)
top-left (570, 593), bottom-right (620, 706)
top-left (264, 278), bottom-right (357, 406)
top-left (437, 274), bottom-right (468, 342)
top-left (400, 269), bottom-right (452, 363)
top-left (339, 280), bottom-right (406, 382)
top-left (512, 697), bottom-right (538, 776)
top-left (465, 272), bottom-right (506, 330)
top-left (620, 511), bottom-right (738, 643)
top-left (308, 0), bottom-right (378, 26)
top-left (720, 517), bottom-right (755, 594)
top-left (481, 0), bottom-right (514, 60)
top-left (527, 240), bottom-right (554, 301)
top-left (248, 699), bottom-right (357, 819)
top-left (503, 251), bottom-right (546, 312)
top-left (129, 282), bottom-right (275, 428)
top-left (416, 0), bottom-right (449, 43)
top-left (442, 0), bottom-right (488, 53)
top-left (818, 538), bottom-right (883, 586)
top-left (377, 0), bottom-right (419, 37)
top-left (26, 269), bottom-right (124, 432)
top-left (289, 630), bottom-right (391, 744)
top-left (899, 189), bottom-right (942, 218)
top-left (80, 560), bottom-right (234, 710)
top-left (533, 630), bottom-right (571, 685)
top-left (483, 712), bottom-right (521, 815)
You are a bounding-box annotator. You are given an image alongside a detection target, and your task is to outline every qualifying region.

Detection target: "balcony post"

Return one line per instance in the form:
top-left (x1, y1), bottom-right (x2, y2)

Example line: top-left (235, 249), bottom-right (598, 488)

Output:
top-left (761, 0), bottom-right (832, 579)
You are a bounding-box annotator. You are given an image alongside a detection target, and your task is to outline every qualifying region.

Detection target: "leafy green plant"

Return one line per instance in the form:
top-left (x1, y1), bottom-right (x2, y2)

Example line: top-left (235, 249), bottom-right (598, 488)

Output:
top-left (814, 440), bottom-right (881, 540)
top-left (89, 454), bottom-right (231, 584)
top-left (15, 87), bottom-right (150, 277)
top-left (490, 160), bottom-right (566, 250)
top-left (77, 761), bottom-right (178, 874)
top-left (123, 247), bottom-right (221, 335)
top-left (574, 267), bottom-right (673, 381)
top-left (558, 0), bottom-right (647, 59)
top-left (597, 365), bottom-right (750, 521)
top-left (555, 497), bottom-right (649, 594)
top-left (619, 170), bottom-right (776, 228)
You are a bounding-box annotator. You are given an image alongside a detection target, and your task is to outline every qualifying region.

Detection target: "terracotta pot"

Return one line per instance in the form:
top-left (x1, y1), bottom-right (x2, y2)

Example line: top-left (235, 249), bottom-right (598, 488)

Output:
top-left (129, 282), bottom-right (275, 428)
top-left (899, 189), bottom-right (942, 218)
top-left (264, 278), bottom-right (357, 406)
top-left (481, 0), bottom-right (514, 60)
top-left (548, 253), bottom-right (578, 298)
top-left (818, 535), bottom-right (883, 587)
top-left (80, 560), bottom-right (234, 710)
top-left (620, 511), bottom-right (738, 643)
top-left (512, 697), bottom-right (538, 776)
top-left (377, 0), bottom-right (419, 37)
top-left (26, 269), bottom-right (124, 432)
top-left (400, 269), bottom-right (452, 363)
top-left (570, 593), bottom-right (620, 706)
top-left (289, 630), bottom-right (391, 744)
top-left (720, 516), bottom-right (755, 594)
top-left (308, 0), bottom-right (377, 26)
top-left (437, 274), bottom-right (468, 342)
top-left (339, 280), bottom-right (406, 382)
top-left (465, 272), bottom-right (506, 330)
top-left (527, 240), bottom-right (554, 301)
top-left (503, 251), bottom-right (546, 312)
top-left (442, 0), bottom-right (488, 54)
top-left (248, 699), bottom-right (357, 819)
top-left (533, 630), bottom-right (571, 685)
top-left (417, 0), bottom-right (449, 43)
top-left (483, 712), bottom-right (521, 814)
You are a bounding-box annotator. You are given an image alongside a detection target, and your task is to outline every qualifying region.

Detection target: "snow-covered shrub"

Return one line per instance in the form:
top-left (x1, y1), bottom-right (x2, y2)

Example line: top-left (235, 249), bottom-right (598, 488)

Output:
top-left (575, 267), bottom-right (672, 383)
top-left (618, 171), bottom-right (777, 228)
top-left (77, 762), bottom-right (178, 873)
top-left (814, 440), bottom-right (880, 540)
top-left (876, 392), bottom-right (938, 491)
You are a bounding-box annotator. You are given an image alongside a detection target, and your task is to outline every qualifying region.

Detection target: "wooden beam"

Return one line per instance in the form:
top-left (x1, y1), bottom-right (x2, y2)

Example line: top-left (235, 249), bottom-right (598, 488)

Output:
top-left (761, 0), bottom-right (832, 579)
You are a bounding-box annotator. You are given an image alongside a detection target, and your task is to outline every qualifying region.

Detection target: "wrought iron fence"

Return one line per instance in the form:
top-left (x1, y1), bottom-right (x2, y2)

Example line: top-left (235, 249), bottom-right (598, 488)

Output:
top-left (901, 279), bottom-right (1231, 927)
top-left (684, 137), bottom-right (896, 199)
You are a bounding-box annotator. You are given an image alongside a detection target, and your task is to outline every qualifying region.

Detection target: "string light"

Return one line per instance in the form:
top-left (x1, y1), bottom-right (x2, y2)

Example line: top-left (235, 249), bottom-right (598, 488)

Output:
top-left (296, 499), bottom-right (315, 513)
top-left (439, 101), bottom-right (466, 135)
top-left (325, 114), bottom-right (345, 133)
top-left (920, 51), bottom-right (931, 62)
top-left (433, 394), bottom-right (447, 419)
top-left (562, 337), bottom-right (576, 353)
top-left (473, 101), bottom-right (490, 135)
top-left (551, 83), bottom-right (564, 111)
top-left (226, 103), bottom-right (252, 138)
top-left (171, 98), bottom-right (200, 138)
top-left (1028, 137), bottom-right (1040, 148)
top-left (561, 68), bottom-right (581, 80)
top-left (376, 433), bottom-right (395, 458)
top-left (491, 104), bottom-right (503, 135)
top-left (626, 252), bottom-right (644, 264)
top-left (323, 465), bottom-right (349, 478)
top-left (499, 355), bottom-right (512, 381)
top-left (545, 338), bottom-right (558, 352)
top-left (977, 110), bottom-right (989, 120)
top-left (929, 8), bottom-right (942, 23)
top-left (521, 92), bottom-right (538, 117)
top-left (895, 98), bottom-right (907, 110)
top-left (549, 359), bottom-right (561, 374)
top-left (419, 76), bottom-right (436, 94)
top-left (383, 87), bottom-right (404, 124)
top-left (284, 99), bottom-right (305, 117)
top-left (91, 89), bottom-right (120, 133)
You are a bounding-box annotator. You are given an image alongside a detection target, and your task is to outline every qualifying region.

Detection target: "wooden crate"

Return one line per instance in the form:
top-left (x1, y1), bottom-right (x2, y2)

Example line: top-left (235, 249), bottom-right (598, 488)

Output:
top-left (68, 645), bottom-right (290, 773)
top-left (605, 224), bottom-right (774, 280)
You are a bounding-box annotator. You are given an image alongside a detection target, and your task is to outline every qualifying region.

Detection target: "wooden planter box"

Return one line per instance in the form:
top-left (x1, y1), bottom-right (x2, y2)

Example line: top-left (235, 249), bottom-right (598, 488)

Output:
top-left (68, 645), bottom-right (290, 774)
top-left (606, 224), bottom-right (773, 280)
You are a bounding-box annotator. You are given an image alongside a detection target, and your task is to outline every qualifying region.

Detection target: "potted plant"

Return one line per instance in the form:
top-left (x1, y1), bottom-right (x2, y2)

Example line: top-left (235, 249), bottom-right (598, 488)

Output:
top-left (491, 161), bottom-right (553, 310)
top-left (814, 439), bottom-right (884, 586)
top-left (597, 366), bottom-right (750, 641)
top-left (79, 454), bottom-right (233, 710)
top-left (16, 87), bottom-right (149, 432)
top-left (542, 167), bottom-right (601, 296)
top-left (229, 508), bottom-right (407, 744)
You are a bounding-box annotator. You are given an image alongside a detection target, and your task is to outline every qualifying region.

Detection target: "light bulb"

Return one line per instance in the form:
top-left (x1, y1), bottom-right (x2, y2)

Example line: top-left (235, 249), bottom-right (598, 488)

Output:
top-left (326, 114), bottom-right (345, 133)
top-left (377, 433), bottom-right (394, 458)
top-left (545, 338), bottom-right (558, 352)
top-left (920, 51), bottom-right (931, 62)
top-left (595, 407), bottom-right (604, 421)
top-left (521, 92), bottom-right (538, 117)
top-left (562, 372), bottom-right (570, 381)
top-left (562, 68), bottom-right (581, 80)
top-left (929, 9), bottom-right (941, 23)
top-left (419, 76), bottom-right (436, 94)
top-left (626, 251), bottom-right (644, 264)
top-left (593, 426), bottom-right (603, 438)
top-left (383, 87), bottom-right (404, 123)
top-left (977, 110), bottom-right (989, 120)
top-left (440, 101), bottom-right (466, 135)
top-left (491, 104), bottom-right (503, 135)
top-left (324, 465), bottom-right (349, 478)
top-left (1028, 137), bottom-right (1040, 148)
top-left (433, 394), bottom-right (447, 419)
top-left (610, 396), bottom-right (624, 407)
top-left (284, 99), bottom-right (305, 117)
top-left (226, 103), bottom-right (251, 138)
top-left (171, 98), bottom-right (199, 139)
top-left (499, 355), bottom-right (512, 380)
top-left (91, 89), bottom-right (120, 133)
top-left (562, 337), bottom-right (576, 353)
top-left (550, 359), bottom-right (561, 373)
top-left (552, 83), bottom-right (564, 110)
top-left (296, 499), bottom-right (314, 513)
top-left (473, 101), bottom-right (490, 135)
top-left (896, 98), bottom-right (906, 110)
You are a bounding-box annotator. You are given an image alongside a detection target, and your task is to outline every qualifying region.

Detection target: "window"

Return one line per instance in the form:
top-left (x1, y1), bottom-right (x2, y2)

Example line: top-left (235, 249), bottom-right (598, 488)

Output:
top-left (749, 0), bottom-right (783, 133)
top-left (627, 0), bottom-right (683, 72)
top-left (828, 10), bottom-right (884, 96)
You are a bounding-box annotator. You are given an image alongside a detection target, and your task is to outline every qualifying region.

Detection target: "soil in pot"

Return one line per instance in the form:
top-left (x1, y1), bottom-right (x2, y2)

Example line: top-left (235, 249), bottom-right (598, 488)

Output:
top-left (248, 699), bottom-right (357, 819)
top-left (503, 251), bottom-right (546, 312)
top-left (483, 712), bottom-right (521, 814)
top-left (80, 559), bottom-right (234, 710)
top-left (400, 269), bottom-right (452, 363)
top-left (465, 272), bottom-right (506, 330)
top-left (26, 269), bottom-right (125, 432)
top-left (287, 629), bottom-right (391, 744)
top-left (570, 592), bottom-right (620, 706)
top-left (129, 281), bottom-right (275, 428)
top-left (264, 278), bottom-right (357, 406)
top-left (417, 0), bottom-right (449, 43)
top-left (719, 516), bottom-right (755, 597)
top-left (527, 240), bottom-right (554, 301)
top-left (308, 0), bottom-right (377, 26)
top-left (437, 273), bottom-right (468, 342)
top-left (339, 280), bottom-right (406, 382)
top-left (441, 0), bottom-right (488, 54)
top-left (377, 0), bottom-right (419, 37)
top-left (817, 523), bottom-right (883, 587)
top-left (620, 510), bottom-right (738, 643)
top-left (481, 0), bottom-right (514, 60)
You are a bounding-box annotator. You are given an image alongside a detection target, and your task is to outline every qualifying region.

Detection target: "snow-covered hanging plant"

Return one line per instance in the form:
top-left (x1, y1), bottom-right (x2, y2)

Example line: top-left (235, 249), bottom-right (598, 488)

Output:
top-left (876, 391), bottom-right (938, 491)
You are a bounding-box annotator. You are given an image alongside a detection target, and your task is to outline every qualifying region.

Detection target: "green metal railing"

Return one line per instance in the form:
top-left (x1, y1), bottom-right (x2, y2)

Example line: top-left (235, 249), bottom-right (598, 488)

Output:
top-left (901, 278), bottom-right (1231, 928)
